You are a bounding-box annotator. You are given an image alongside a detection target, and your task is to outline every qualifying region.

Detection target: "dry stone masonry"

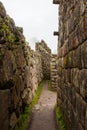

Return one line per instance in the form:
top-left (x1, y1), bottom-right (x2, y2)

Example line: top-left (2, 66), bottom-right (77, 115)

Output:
top-left (0, 2), bottom-right (55, 130)
top-left (1, 0), bottom-right (87, 130)
top-left (53, 0), bottom-right (87, 130)
top-left (50, 54), bottom-right (57, 89)
top-left (36, 40), bottom-right (51, 79)
top-left (0, 2), bottom-right (43, 130)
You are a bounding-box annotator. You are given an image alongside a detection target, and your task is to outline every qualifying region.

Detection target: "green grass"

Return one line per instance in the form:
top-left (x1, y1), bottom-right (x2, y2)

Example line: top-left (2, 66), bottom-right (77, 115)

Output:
top-left (55, 105), bottom-right (67, 130)
top-left (18, 81), bottom-right (43, 130)
top-left (48, 80), bottom-right (56, 92)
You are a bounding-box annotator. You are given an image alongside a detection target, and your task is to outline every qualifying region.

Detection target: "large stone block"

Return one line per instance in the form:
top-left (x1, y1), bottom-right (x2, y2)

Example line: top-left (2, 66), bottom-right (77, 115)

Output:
top-left (71, 68), bottom-right (80, 93)
top-left (13, 46), bottom-right (26, 70)
top-left (10, 112), bottom-right (17, 129)
top-left (67, 51), bottom-right (74, 68)
top-left (76, 93), bottom-right (86, 127)
top-left (85, 108), bottom-right (87, 130)
top-left (73, 46), bottom-right (82, 69)
top-left (0, 50), bottom-right (16, 89)
top-left (79, 69), bottom-right (87, 101)
top-left (81, 9), bottom-right (87, 42)
top-left (0, 90), bottom-right (10, 130)
top-left (81, 40), bottom-right (87, 69)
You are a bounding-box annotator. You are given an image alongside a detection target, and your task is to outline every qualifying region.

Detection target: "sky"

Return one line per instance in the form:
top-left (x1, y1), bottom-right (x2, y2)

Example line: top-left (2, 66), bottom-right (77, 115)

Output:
top-left (1, 0), bottom-right (58, 53)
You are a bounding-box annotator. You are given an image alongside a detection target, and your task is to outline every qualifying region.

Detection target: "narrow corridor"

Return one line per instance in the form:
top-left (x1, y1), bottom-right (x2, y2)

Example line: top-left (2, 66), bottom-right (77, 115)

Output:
top-left (28, 81), bottom-right (57, 130)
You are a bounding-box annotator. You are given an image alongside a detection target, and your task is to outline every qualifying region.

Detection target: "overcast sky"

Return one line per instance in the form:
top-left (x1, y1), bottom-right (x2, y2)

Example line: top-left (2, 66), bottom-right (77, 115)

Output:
top-left (1, 0), bottom-right (58, 53)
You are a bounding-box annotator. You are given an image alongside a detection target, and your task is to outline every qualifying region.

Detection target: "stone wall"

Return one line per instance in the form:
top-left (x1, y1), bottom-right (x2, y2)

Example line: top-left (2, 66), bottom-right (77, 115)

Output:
top-left (55, 0), bottom-right (87, 130)
top-left (36, 40), bottom-right (51, 79)
top-left (50, 54), bottom-right (57, 89)
top-left (0, 2), bottom-right (43, 130)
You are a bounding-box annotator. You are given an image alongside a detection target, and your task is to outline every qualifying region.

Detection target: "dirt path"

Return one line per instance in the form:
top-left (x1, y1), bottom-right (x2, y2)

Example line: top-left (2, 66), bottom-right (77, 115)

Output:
top-left (28, 81), bottom-right (57, 130)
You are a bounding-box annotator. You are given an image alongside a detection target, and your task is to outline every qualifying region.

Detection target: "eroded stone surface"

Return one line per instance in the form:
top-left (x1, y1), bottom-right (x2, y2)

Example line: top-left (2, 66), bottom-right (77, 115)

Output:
top-left (0, 2), bottom-right (43, 130)
top-left (57, 0), bottom-right (87, 130)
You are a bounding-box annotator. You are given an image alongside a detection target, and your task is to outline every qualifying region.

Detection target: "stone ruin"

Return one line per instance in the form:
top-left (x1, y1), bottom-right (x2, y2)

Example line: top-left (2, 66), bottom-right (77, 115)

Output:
top-left (36, 40), bottom-right (51, 79)
top-left (53, 0), bottom-right (87, 130)
top-left (0, 0), bottom-right (87, 130)
top-left (0, 2), bottom-right (49, 130)
top-left (0, 2), bottom-right (56, 130)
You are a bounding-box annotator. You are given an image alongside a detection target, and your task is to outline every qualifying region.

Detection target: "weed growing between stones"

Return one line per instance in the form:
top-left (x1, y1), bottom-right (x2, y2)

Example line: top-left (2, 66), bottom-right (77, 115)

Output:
top-left (18, 81), bottom-right (43, 130)
top-left (55, 105), bottom-right (67, 130)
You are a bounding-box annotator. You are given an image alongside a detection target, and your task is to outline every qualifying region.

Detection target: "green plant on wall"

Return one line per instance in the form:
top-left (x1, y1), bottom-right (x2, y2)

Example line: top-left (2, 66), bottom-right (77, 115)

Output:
top-left (6, 33), bottom-right (15, 43)
top-left (55, 105), bottom-right (67, 130)
top-left (18, 81), bottom-right (43, 130)
top-left (2, 23), bottom-right (8, 32)
top-left (1, 22), bottom-right (15, 43)
top-left (4, 16), bottom-right (10, 24)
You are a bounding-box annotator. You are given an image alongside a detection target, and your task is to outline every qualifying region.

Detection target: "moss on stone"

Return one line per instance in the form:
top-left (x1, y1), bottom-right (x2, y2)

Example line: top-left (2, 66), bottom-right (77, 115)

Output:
top-left (55, 105), bottom-right (67, 130)
top-left (7, 33), bottom-right (15, 43)
top-left (63, 56), bottom-right (67, 66)
top-left (18, 81), bottom-right (43, 130)
top-left (1, 22), bottom-right (15, 44)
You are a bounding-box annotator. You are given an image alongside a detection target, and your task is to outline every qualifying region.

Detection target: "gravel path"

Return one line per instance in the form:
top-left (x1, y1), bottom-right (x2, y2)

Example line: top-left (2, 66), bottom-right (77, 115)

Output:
top-left (28, 81), bottom-right (57, 130)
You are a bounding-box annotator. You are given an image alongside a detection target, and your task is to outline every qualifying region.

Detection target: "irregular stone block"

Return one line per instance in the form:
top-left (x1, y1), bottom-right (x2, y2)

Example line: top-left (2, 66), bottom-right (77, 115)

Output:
top-left (10, 112), bottom-right (17, 129)
top-left (81, 40), bottom-right (87, 68)
top-left (79, 69), bottom-right (87, 100)
top-left (0, 90), bottom-right (10, 130)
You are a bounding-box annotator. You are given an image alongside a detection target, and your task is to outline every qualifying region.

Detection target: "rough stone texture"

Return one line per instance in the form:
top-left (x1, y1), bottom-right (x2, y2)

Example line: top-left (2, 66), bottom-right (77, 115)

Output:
top-left (53, 0), bottom-right (60, 4)
top-left (50, 54), bottom-right (58, 89)
top-left (0, 2), bottom-right (43, 130)
top-left (56, 0), bottom-right (87, 130)
top-left (36, 40), bottom-right (51, 79)
top-left (0, 90), bottom-right (10, 130)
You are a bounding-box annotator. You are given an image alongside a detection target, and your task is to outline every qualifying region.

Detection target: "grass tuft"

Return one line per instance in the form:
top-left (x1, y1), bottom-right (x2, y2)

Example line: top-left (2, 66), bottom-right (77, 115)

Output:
top-left (18, 81), bottom-right (43, 130)
top-left (55, 105), bottom-right (67, 130)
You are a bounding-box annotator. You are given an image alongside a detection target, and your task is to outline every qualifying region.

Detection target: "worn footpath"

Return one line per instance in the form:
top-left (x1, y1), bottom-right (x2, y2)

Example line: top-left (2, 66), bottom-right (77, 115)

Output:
top-left (28, 81), bottom-right (57, 130)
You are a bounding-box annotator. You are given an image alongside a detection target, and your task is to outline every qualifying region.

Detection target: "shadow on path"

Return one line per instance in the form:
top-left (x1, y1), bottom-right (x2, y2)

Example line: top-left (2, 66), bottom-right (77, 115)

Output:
top-left (28, 81), bottom-right (57, 130)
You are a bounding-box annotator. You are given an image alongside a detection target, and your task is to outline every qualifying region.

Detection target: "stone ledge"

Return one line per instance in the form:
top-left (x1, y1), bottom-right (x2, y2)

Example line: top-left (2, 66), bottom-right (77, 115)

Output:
top-left (53, 0), bottom-right (60, 4)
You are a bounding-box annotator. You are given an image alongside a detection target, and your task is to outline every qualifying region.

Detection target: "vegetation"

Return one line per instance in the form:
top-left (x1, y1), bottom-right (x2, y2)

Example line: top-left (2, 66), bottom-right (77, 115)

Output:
top-left (48, 80), bottom-right (56, 92)
top-left (55, 105), bottom-right (67, 130)
top-left (1, 21), bottom-right (15, 43)
top-left (18, 81), bottom-right (43, 130)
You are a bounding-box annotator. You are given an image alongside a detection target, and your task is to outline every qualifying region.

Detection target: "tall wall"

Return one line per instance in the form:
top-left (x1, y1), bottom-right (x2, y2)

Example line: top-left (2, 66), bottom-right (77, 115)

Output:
top-left (36, 40), bottom-right (51, 79)
top-left (0, 2), bottom-right (43, 130)
top-left (50, 54), bottom-right (57, 89)
top-left (55, 0), bottom-right (87, 130)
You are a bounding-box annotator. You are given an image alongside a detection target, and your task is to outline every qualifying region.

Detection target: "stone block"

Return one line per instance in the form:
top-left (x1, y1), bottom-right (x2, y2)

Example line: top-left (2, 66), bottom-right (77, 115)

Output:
top-left (82, 10), bottom-right (87, 42)
top-left (76, 93), bottom-right (86, 127)
top-left (13, 46), bottom-right (26, 70)
top-left (76, 21), bottom-right (83, 45)
top-left (10, 112), bottom-right (17, 129)
top-left (67, 51), bottom-right (74, 68)
top-left (85, 108), bottom-right (87, 130)
top-left (81, 40), bottom-right (87, 69)
top-left (73, 46), bottom-right (82, 69)
top-left (62, 39), bottom-right (69, 56)
top-left (71, 68), bottom-right (80, 93)
top-left (72, 88), bottom-right (76, 110)
top-left (0, 90), bottom-right (10, 130)
top-left (62, 55), bottom-right (68, 68)
top-left (0, 50), bottom-right (16, 89)
top-left (79, 69), bottom-right (87, 101)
